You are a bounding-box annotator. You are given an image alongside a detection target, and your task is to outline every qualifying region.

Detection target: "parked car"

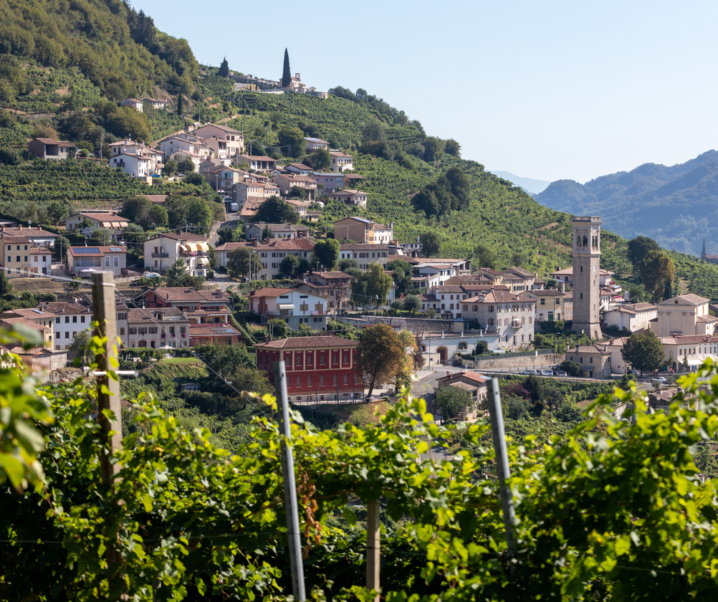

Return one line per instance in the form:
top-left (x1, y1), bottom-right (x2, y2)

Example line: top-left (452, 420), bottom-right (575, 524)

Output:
top-left (555, 371), bottom-right (568, 377)
top-left (526, 369), bottom-right (539, 375)
top-left (144, 271), bottom-right (162, 279)
top-left (541, 370), bottom-right (553, 376)
top-left (518, 370), bottom-right (530, 375)
top-left (653, 377), bottom-right (668, 384)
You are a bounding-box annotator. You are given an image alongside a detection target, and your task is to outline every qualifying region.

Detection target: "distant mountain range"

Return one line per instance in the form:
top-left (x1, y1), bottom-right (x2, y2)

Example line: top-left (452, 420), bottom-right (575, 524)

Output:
top-left (533, 151), bottom-right (718, 256)
top-left (489, 171), bottom-right (552, 195)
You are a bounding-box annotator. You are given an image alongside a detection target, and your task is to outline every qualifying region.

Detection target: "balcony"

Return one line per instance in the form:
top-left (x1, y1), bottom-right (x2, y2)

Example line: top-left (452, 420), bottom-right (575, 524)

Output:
top-left (180, 251), bottom-right (210, 258)
top-left (152, 252), bottom-right (170, 258)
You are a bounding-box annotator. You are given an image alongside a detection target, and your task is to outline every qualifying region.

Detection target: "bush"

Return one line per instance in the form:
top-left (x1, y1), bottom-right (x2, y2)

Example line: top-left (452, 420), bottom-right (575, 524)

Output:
top-left (506, 396), bottom-right (528, 420)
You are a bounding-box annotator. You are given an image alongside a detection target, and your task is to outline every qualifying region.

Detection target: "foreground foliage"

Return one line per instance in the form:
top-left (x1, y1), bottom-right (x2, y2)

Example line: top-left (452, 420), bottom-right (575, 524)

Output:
top-left (3, 347), bottom-right (718, 599)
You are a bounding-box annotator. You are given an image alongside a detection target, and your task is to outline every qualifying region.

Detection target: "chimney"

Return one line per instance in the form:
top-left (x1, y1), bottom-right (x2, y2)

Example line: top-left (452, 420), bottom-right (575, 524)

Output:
top-left (18, 225), bottom-right (22, 231)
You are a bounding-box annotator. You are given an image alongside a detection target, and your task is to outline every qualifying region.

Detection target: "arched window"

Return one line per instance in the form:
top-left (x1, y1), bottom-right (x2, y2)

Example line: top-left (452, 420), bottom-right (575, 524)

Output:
top-left (583, 235), bottom-right (588, 247)
top-left (458, 342), bottom-right (468, 350)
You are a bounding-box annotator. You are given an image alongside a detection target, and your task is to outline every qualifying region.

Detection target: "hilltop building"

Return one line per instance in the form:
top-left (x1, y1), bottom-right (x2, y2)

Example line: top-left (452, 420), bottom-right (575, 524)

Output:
top-left (701, 239), bottom-right (718, 265)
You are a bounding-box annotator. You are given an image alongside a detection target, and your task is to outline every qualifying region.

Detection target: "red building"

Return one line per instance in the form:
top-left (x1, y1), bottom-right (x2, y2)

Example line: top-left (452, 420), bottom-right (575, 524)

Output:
top-left (255, 335), bottom-right (362, 402)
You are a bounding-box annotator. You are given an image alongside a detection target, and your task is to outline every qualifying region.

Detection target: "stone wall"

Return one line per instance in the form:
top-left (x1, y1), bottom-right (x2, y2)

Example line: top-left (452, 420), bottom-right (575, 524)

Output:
top-left (460, 353), bottom-right (564, 371)
top-left (336, 315), bottom-right (459, 333)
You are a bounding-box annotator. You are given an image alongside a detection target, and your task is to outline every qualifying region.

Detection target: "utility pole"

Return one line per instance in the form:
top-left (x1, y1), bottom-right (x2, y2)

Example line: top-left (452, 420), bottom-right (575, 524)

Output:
top-left (366, 499), bottom-right (380, 602)
top-left (273, 361), bottom-right (306, 601)
top-left (486, 377), bottom-right (516, 556)
top-left (91, 271), bottom-right (123, 587)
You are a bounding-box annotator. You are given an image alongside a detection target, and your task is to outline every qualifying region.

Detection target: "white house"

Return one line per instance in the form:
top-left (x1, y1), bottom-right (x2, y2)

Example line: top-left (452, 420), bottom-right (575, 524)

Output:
top-left (144, 232), bottom-right (211, 277)
top-left (339, 244), bottom-right (390, 269)
top-left (328, 189), bottom-right (368, 208)
top-left (248, 287), bottom-right (328, 330)
top-left (158, 136), bottom-right (212, 163)
top-left (286, 163), bottom-right (313, 175)
top-left (61, 210), bottom-right (130, 241)
top-left (110, 153), bottom-right (151, 178)
top-left (143, 97), bottom-right (168, 109)
top-left (120, 98), bottom-right (143, 112)
top-left (550, 266), bottom-right (615, 287)
top-left (604, 302), bottom-right (658, 333)
top-left (37, 301), bottom-right (93, 351)
top-left (305, 137), bottom-right (329, 152)
top-left (66, 246), bottom-right (127, 277)
top-left (329, 151), bottom-right (353, 172)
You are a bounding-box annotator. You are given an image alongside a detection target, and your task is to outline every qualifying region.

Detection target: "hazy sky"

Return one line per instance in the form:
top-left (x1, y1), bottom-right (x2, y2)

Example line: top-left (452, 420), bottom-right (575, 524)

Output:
top-left (134, 0), bottom-right (718, 183)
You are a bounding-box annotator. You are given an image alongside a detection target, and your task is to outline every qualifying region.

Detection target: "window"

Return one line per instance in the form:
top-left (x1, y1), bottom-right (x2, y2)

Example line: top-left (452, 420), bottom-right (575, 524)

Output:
top-left (579, 357), bottom-right (583, 363)
top-left (81, 316), bottom-right (86, 323)
top-left (65, 332), bottom-right (69, 339)
top-left (120, 328), bottom-right (125, 335)
top-left (73, 316), bottom-right (77, 323)
top-left (55, 317), bottom-right (60, 324)
top-left (24, 256), bottom-right (27, 262)
top-left (343, 374), bottom-right (348, 385)
top-left (296, 375), bottom-right (301, 387)
top-left (105, 257), bottom-right (110, 267)
top-left (333, 374), bottom-right (337, 386)
top-left (6, 256), bottom-right (10, 263)
top-left (320, 375), bottom-right (325, 385)
top-left (589, 357), bottom-right (593, 363)
top-left (307, 375), bottom-right (312, 386)
top-left (65, 316), bottom-right (70, 323)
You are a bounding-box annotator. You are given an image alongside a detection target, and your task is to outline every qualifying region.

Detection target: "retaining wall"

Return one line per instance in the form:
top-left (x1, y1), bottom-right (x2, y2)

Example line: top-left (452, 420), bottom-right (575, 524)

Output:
top-left (461, 353), bottom-right (565, 370)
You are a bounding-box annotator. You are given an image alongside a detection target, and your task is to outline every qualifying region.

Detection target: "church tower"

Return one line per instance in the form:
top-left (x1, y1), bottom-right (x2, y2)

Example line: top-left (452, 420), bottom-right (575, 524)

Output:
top-left (571, 216), bottom-right (602, 339)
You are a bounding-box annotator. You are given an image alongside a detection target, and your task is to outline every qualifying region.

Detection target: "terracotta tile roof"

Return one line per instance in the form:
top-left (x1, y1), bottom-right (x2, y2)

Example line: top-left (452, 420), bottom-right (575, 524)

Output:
top-left (0, 236), bottom-right (31, 244)
top-left (255, 335), bottom-right (359, 349)
top-left (437, 371), bottom-right (488, 386)
top-left (0, 317), bottom-right (48, 331)
top-left (1, 307), bottom-right (58, 320)
top-left (30, 247), bottom-right (52, 254)
top-left (249, 288), bottom-right (294, 298)
top-left (660, 294), bottom-right (710, 306)
top-left (504, 266), bottom-right (535, 278)
top-left (330, 189), bottom-right (365, 196)
top-left (141, 195), bottom-right (168, 204)
top-left (0, 227), bottom-right (58, 238)
top-left (147, 288), bottom-right (231, 303)
top-left (148, 232), bottom-right (207, 242)
top-left (128, 307), bottom-right (189, 324)
top-left (35, 138), bottom-right (76, 147)
top-left (79, 212), bottom-right (130, 223)
top-left (340, 243), bottom-right (389, 251)
top-left (215, 238), bottom-right (315, 252)
top-left (38, 302), bottom-right (91, 315)
top-left (189, 323), bottom-right (241, 336)
top-left (528, 289), bottom-right (566, 297)
top-left (566, 345), bottom-right (612, 355)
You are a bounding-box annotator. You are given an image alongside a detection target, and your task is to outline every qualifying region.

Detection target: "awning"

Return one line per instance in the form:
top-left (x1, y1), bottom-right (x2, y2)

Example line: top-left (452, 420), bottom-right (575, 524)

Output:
top-left (181, 244), bottom-right (191, 252)
top-left (278, 304), bottom-right (294, 310)
top-left (198, 242), bottom-right (210, 251)
top-left (189, 243), bottom-right (200, 251)
top-left (197, 257), bottom-right (209, 265)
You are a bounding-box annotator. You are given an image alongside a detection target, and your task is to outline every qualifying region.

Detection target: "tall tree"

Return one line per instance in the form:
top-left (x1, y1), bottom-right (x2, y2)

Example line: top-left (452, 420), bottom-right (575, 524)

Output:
top-left (421, 232), bottom-right (441, 257)
top-left (281, 48), bottom-right (291, 88)
top-left (434, 386), bottom-right (473, 421)
top-left (621, 331), bottom-right (666, 376)
top-left (251, 197), bottom-right (300, 224)
top-left (627, 236), bottom-right (660, 267)
top-left (227, 247), bottom-right (261, 279)
top-left (218, 57), bottom-right (229, 78)
top-left (311, 239), bottom-right (340, 271)
top-left (177, 93), bottom-right (183, 117)
top-left (357, 324), bottom-right (404, 399)
top-left (165, 258), bottom-right (188, 287)
top-left (386, 259), bottom-right (412, 294)
top-left (351, 263), bottom-right (392, 307)
top-left (311, 148), bottom-right (330, 170)
top-left (639, 250), bottom-right (675, 301)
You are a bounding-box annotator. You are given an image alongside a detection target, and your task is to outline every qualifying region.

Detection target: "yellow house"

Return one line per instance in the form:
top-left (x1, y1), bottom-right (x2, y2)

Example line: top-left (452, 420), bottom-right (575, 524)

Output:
top-left (0, 236), bottom-right (33, 278)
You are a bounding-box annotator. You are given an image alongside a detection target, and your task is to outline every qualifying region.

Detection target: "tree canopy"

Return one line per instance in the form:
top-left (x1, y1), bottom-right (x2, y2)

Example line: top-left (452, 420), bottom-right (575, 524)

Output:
top-left (421, 231), bottom-right (441, 257)
top-left (357, 323), bottom-right (404, 398)
top-left (351, 263), bottom-right (392, 308)
top-left (621, 331), bottom-right (666, 375)
top-left (311, 239), bottom-right (340, 271)
top-left (281, 48), bottom-right (291, 88)
top-left (411, 168), bottom-right (470, 218)
top-left (639, 250), bottom-right (675, 301)
top-left (251, 197), bottom-right (299, 224)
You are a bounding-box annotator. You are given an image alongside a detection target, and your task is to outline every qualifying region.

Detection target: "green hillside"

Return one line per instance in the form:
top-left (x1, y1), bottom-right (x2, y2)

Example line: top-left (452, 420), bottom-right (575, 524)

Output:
top-left (0, 0), bottom-right (198, 101)
top-left (225, 90), bottom-right (718, 299)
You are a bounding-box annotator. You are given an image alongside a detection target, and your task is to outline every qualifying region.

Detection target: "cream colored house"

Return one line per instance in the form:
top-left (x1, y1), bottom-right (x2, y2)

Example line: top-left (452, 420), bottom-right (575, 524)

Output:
top-left (333, 217), bottom-right (393, 244)
top-left (193, 124), bottom-right (245, 157)
top-left (233, 181), bottom-right (280, 205)
top-left (144, 232), bottom-right (211, 277)
top-left (271, 174), bottom-right (318, 201)
top-left (67, 245), bottom-right (127, 277)
top-left (659, 334), bottom-right (718, 371)
top-left (461, 290), bottom-right (536, 350)
top-left (651, 294), bottom-right (717, 338)
top-left (565, 344), bottom-right (612, 378)
top-left (61, 210), bottom-right (129, 241)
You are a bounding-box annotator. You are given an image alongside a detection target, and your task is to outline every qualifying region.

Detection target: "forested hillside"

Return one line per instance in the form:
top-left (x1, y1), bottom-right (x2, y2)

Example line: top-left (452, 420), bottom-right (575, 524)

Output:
top-left (0, 0), bottom-right (198, 100)
top-left (535, 150), bottom-right (718, 256)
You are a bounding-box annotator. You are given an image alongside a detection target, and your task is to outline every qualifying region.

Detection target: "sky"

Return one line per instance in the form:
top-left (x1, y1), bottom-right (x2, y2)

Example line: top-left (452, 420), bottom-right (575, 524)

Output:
top-left (134, 0), bottom-right (718, 183)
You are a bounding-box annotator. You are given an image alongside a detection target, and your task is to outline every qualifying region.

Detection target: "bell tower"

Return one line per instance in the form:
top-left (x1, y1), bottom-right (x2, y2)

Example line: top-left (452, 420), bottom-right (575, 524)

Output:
top-left (571, 216), bottom-right (602, 339)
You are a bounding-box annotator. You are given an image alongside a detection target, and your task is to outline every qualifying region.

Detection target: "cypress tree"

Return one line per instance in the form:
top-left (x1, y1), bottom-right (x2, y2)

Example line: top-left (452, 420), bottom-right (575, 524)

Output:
top-left (218, 57), bottom-right (229, 77)
top-left (177, 94), bottom-right (183, 116)
top-left (281, 48), bottom-right (291, 88)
